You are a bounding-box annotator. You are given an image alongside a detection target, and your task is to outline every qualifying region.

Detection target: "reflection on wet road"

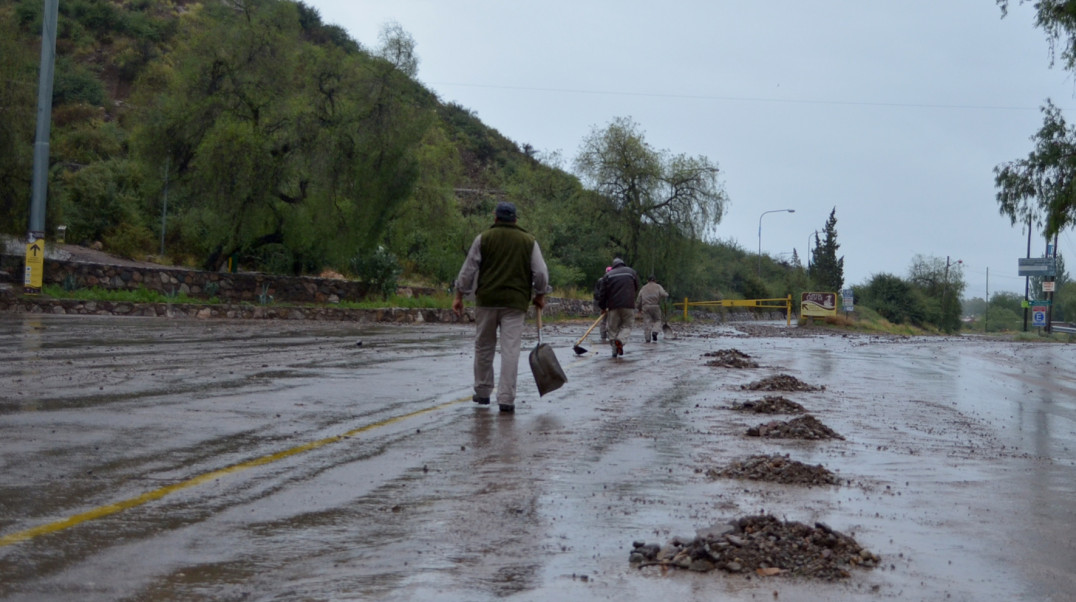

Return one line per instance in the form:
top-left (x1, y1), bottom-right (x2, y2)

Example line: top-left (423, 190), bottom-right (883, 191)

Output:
top-left (0, 315), bottom-right (1074, 601)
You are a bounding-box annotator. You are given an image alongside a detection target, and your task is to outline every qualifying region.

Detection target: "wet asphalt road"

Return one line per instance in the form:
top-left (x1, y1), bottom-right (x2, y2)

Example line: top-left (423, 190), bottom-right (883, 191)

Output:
top-left (1, 314), bottom-right (1074, 601)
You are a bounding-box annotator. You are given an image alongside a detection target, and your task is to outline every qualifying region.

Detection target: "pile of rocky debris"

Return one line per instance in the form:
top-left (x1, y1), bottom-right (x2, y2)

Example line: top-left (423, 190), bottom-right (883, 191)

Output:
top-left (702, 348), bottom-right (759, 368)
top-left (746, 415), bottom-right (844, 440)
top-left (632, 346), bottom-right (875, 584)
top-left (741, 373), bottom-right (825, 392)
top-left (630, 514), bottom-right (880, 580)
top-left (711, 454), bottom-right (840, 486)
top-left (730, 395), bottom-right (806, 414)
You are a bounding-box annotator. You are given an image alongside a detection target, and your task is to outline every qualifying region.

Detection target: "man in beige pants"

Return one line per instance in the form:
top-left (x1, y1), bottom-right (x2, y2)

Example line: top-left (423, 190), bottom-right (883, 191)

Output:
top-left (453, 202), bottom-right (551, 413)
top-left (636, 275), bottom-right (669, 343)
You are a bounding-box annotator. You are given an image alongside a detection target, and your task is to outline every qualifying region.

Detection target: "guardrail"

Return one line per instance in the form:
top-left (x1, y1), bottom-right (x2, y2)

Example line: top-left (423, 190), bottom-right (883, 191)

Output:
top-left (673, 294), bottom-right (794, 326)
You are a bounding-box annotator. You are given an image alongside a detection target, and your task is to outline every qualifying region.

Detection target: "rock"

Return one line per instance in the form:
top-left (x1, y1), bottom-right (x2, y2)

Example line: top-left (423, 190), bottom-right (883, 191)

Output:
top-left (689, 559), bottom-right (715, 572)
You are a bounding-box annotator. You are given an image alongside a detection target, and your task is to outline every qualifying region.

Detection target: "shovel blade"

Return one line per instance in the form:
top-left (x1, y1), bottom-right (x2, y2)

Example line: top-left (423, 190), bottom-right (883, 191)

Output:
top-left (529, 343), bottom-right (567, 396)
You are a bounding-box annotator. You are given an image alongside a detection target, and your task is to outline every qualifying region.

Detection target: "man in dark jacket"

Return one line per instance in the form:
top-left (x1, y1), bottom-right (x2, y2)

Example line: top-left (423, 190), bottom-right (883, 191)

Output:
top-left (453, 202), bottom-right (551, 412)
top-left (596, 257), bottom-right (640, 358)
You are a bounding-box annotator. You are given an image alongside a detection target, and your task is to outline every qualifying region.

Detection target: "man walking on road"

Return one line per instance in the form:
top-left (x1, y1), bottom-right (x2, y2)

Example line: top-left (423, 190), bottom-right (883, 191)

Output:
top-left (596, 257), bottom-right (640, 358)
top-left (453, 202), bottom-right (551, 413)
top-left (637, 275), bottom-right (669, 343)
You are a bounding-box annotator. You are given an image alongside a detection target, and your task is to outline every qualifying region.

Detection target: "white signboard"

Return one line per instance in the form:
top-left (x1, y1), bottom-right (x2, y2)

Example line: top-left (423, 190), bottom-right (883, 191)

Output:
top-left (1043, 281), bottom-right (1055, 293)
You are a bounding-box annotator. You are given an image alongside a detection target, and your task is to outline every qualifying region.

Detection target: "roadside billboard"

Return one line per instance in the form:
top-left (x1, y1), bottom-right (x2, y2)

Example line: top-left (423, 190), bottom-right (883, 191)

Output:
top-left (801, 292), bottom-right (837, 318)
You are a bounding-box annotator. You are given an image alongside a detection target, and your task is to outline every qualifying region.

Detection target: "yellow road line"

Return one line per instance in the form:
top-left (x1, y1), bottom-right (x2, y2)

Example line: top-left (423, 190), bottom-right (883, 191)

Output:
top-left (0, 398), bottom-right (464, 548)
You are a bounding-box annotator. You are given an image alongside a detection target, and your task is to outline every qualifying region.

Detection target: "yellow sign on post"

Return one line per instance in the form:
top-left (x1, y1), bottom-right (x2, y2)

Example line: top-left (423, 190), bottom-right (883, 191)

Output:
top-left (24, 237), bottom-right (45, 293)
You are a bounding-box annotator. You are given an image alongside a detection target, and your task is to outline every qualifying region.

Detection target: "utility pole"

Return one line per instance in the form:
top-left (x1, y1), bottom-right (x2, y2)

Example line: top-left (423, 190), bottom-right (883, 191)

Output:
top-left (24, 0), bottom-right (60, 294)
top-left (1047, 233), bottom-right (1058, 334)
top-left (160, 157), bottom-right (170, 257)
top-left (1023, 215), bottom-right (1031, 331)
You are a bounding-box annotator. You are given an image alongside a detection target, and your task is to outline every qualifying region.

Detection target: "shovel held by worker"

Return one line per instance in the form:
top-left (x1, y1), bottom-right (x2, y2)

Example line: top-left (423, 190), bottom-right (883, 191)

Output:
top-left (529, 307), bottom-right (567, 396)
top-left (572, 310), bottom-right (606, 355)
top-left (661, 302), bottom-right (674, 339)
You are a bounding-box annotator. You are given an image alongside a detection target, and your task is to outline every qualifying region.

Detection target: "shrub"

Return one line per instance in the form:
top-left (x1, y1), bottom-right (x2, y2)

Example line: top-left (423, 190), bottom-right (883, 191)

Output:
top-left (349, 246), bottom-right (402, 300)
top-left (857, 273), bottom-right (925, 326)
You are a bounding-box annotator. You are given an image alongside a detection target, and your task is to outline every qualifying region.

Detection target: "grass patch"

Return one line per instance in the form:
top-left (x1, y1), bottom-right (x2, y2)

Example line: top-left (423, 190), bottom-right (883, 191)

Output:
top-left (798, 307), bottom-right (935, 336)
top-left (1008, 330), bottom-right (1075, 343)
top-left (42, 285), bottom-right (219, 305)
top-left (338, 294), bottom-right (453, 310)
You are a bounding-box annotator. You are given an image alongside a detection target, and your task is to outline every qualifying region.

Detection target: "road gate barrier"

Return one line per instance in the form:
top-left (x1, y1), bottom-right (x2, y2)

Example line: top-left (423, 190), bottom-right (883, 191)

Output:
top-left (674, 294), bottom-right (794, 326)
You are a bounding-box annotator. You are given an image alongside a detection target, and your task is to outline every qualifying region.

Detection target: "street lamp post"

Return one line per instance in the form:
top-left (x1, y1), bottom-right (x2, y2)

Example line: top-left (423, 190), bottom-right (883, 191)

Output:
top-left (758, 209), bottom-right (795, 277)
top-left (806, 230), bottom-right (817, 271)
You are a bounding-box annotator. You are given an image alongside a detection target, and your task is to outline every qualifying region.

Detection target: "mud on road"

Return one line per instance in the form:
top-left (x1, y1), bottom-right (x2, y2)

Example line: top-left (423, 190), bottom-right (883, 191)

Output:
top-left (0, 315), bottom-right (1074, 601)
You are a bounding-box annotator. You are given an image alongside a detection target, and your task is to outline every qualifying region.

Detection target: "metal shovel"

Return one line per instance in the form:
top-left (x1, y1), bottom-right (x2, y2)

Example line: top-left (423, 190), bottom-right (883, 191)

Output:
top-left (661, 303), bottom-right (675, 339)
top-left (529, 308), bottom-right (567, 396)
top-left (572, 311), bottom-right (606, 355)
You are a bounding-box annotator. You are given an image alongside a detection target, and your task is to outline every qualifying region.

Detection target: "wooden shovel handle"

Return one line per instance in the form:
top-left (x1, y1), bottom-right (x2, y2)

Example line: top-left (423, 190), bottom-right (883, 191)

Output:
top-left (574, 311), bottom-right (606, 347)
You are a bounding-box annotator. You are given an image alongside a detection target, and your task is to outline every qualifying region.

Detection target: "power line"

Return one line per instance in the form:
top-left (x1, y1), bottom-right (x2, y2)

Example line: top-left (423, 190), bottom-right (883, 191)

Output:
top-left (429, 81), bottom-right (1071, 113)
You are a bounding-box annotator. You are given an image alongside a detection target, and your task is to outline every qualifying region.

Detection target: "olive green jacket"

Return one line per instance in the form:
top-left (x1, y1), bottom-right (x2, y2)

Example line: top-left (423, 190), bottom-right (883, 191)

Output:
top-left (455, 222), bottom-right (551, 311)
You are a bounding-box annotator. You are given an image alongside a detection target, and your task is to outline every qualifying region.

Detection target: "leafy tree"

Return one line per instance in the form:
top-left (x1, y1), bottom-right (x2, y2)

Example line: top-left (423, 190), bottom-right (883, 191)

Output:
top-left (573, 116), bottom-right (728, 268)
top-left (383, 123), bottom-right (470, 284)
top-left (377, 20), bottom-right (418, 77)
top-left (129, 0), bottom-right (427, 273)
top-left (998, 1), bottom-right (1076, 70)
top-left (0, 12), bottom-right (36, 236)
top-left (985, 291), bottom-right (1026, 332)
top-left (809, 207), bottom-right (844, 292)
top-left (995, 101), bottom-right (1076, 238)
top-left (58, 159), bottom-right (150, 251)
top-left (1054, 280), bottom-right (1076, 321)
top-left (907, 254), bottom-right (965, 333)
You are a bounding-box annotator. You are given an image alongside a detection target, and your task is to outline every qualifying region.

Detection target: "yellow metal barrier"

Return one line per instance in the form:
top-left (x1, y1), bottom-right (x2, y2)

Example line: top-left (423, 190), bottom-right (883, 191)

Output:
top-left (674, 294), bottom-right (793, 326)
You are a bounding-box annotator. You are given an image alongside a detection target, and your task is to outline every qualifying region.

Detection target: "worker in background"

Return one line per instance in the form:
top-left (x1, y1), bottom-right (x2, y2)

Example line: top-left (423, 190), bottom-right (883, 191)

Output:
top-left (636, 275), bottom-right (669, 343)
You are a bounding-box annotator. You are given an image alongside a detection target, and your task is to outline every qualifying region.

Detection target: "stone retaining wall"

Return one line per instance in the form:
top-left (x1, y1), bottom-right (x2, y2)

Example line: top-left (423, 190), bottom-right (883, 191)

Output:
top-left (0, 283), bottom-right (598, 323)
top-left (0, 254), bottom-right (384, 304)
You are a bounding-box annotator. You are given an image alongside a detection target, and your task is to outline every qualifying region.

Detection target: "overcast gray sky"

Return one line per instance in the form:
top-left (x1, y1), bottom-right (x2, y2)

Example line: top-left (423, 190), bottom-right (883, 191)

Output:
top-left (304, 0), bottom-right (1076, 298)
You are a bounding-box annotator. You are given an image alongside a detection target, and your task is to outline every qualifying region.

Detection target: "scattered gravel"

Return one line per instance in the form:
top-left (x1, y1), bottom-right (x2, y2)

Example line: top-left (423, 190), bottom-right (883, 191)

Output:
top-left (730, 395), bottom-right (806, 414)
top-left (746, 415), bottom-right (844, 440)
top-left (710, 454), bottom-right (840, 486)
top-left (629, 514), bottom-right (880, 581)
top-left (703, 348), bottom-right (758, 368)
top-left (741, 373), bottom-right (825, 392)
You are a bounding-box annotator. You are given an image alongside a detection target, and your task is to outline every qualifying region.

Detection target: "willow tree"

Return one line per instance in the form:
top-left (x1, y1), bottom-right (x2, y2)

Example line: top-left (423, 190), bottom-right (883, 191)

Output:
top-left (995, 101), bottom-right (1076, 238)
top-left (130, 0), bottom-right (427, 272)
top-left (0, 14), bottom-right (36, 237)
top-left (998, 0), bottom-right (1076, 70)
top-left (573, 116), bottom-right (728, 273)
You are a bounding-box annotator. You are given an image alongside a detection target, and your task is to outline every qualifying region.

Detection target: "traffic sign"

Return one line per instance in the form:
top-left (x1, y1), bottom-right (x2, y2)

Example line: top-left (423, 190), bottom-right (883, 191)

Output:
top-left (1032, 308), bottom-right (1047, 327)
top-left (24, 237), bottom-right (44, 293)
top-left (1018, 257), bottom-right (1057, 276)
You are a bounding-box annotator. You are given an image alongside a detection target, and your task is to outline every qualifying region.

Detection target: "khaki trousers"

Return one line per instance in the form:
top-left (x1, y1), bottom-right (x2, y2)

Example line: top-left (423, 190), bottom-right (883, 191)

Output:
top-left (473, 307), bottom-right (526, 405)
top-left (606, 307), bottom-right (635, 350)
top-left (641, 304), bottom-right (662, 340)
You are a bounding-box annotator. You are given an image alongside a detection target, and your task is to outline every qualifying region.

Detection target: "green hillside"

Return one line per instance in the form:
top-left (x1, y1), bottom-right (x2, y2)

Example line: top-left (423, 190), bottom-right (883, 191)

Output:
top-left (0, 0), bottom-right (817, 305)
